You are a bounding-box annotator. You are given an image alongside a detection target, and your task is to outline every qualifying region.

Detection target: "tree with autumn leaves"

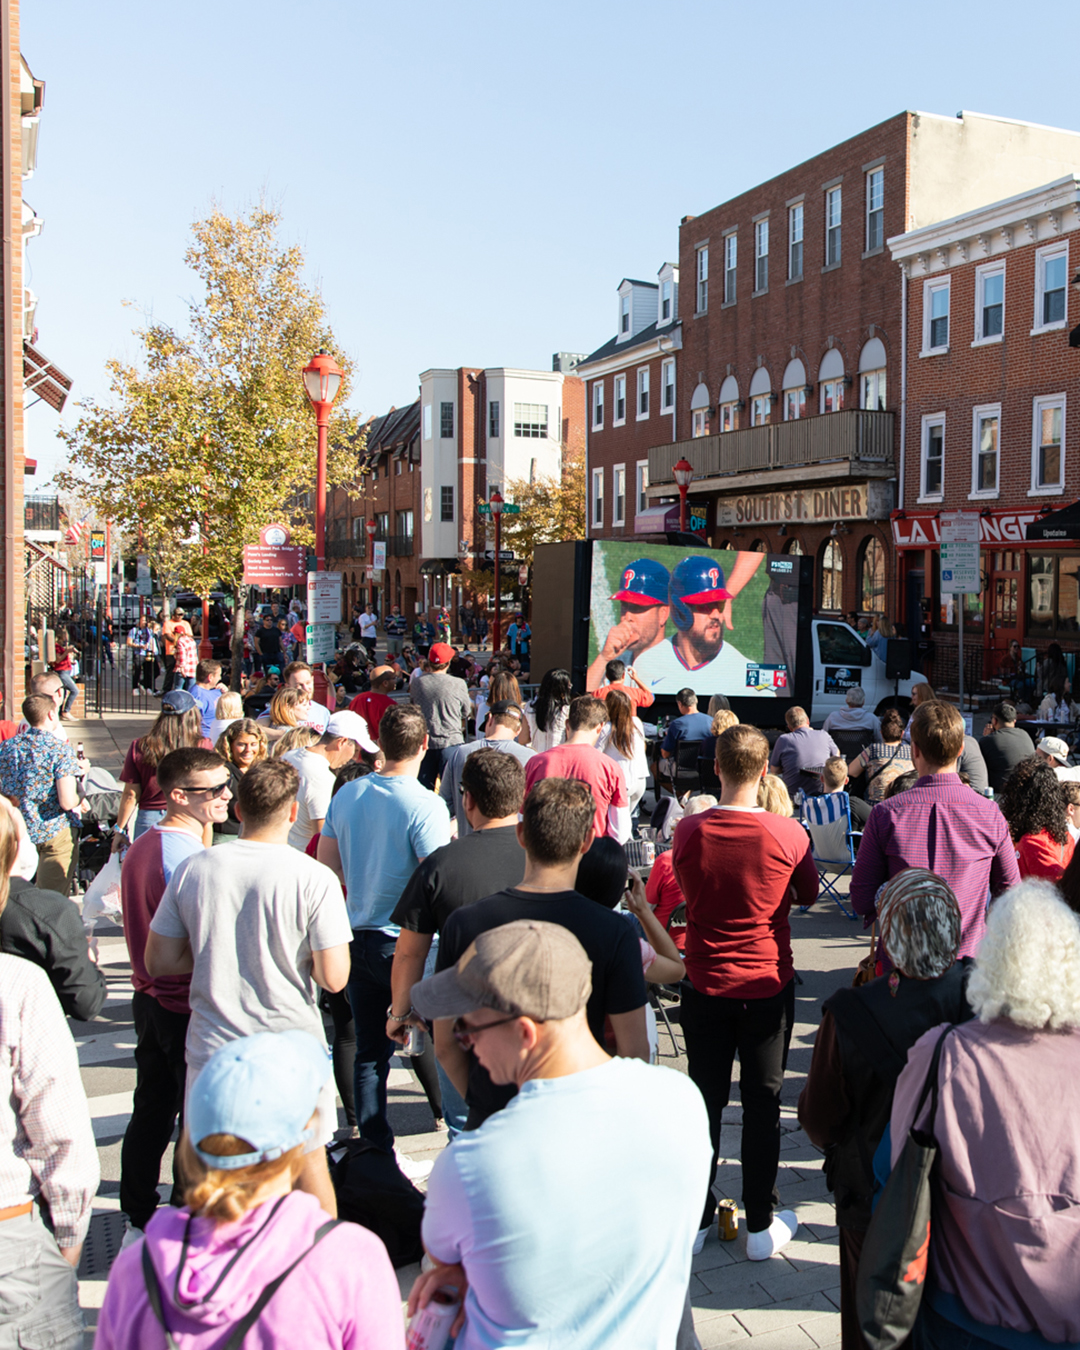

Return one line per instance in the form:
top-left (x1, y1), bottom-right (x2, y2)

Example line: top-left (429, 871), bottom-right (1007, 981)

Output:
top-left (58, 202), bottom-right (362, 685)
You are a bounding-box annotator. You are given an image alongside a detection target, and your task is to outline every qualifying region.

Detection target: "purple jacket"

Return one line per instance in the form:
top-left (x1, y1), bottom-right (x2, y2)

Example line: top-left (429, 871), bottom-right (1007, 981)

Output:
top-left (892, 1019), bottom-right (1080, 1343)
top-left (94, 1190), bottom-right (405, 1350)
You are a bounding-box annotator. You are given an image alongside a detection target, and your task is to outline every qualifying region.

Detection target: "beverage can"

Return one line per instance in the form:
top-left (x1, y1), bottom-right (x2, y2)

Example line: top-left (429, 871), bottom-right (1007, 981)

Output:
top-left (643, 841), bottom-right (656, 864)
top-left (406, 1284), bottom-right (460, 1350)
top-left (718, 1199), bottom-right (739, 1241)
top-left (402, 1025), bottom-right (425, 1057)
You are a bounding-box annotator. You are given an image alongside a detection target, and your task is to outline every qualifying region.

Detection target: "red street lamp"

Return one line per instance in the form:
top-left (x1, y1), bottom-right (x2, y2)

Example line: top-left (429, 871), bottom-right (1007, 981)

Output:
top-left (301, 351), bottom-right (343, 706)
top-left (490, 489), bottom-right (504, 655)
top-left (673, 457), bottom-right (695, 534)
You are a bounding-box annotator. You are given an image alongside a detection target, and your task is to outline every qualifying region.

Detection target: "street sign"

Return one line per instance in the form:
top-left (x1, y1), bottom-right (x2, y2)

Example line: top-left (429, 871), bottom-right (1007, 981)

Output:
top-left (306, 623), bottom-right (337, 663)
top-left (518, 565), bottom-right (529, 586)
top-left (243, 544), bottom-right (307, 585)
top-left (307, 571), bottom-right (343, 624)
top-left (939, 511), bottom-right (981, 543)
top-left (940, 541), bottom-right (980, 594)
top-left (372, 541), bottom-right (386, 571)
top-left (477, 503), bottom-right (521, 515)
top-left (484, 549), bottom-right (515, 561)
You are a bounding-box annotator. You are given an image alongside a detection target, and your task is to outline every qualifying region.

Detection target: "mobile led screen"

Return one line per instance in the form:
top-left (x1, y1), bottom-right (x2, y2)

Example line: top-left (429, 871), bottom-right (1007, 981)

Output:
top-left (588, 542), bottom-right (799, 700)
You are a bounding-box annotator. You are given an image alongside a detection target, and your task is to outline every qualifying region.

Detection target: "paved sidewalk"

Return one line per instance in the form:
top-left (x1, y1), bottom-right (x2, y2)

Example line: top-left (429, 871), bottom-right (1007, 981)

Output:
top-left (69, 712), bottom-right (156, 777)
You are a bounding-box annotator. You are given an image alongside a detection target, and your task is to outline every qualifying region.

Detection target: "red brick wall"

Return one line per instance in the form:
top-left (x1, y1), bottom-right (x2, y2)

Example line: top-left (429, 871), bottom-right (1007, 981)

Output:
top-left (586, 351), bottom-right (677, 533)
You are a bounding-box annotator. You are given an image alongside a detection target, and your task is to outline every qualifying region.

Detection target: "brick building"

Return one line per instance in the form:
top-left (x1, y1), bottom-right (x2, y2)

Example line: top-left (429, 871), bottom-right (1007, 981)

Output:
top-left (888, 174), bottom-right (1080, 694)
top-left (583, 111), bottom-right (1080, 626)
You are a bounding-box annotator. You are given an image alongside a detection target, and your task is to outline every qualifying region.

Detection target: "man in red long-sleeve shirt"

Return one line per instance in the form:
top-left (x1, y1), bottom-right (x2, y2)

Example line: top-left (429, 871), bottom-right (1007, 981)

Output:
top-left (673, 723), bottom-right (818, 1261)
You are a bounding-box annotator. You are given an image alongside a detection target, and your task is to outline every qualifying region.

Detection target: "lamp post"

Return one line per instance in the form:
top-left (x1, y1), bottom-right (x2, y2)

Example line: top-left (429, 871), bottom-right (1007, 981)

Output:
top-left (490, 489), bottom-right (504, 655)
top-left (302, 350), bottom-right (343, 706)
top-left (673, 457), bottom-right (695, 535)
top-left (366, 517), bottom-right (376, 610)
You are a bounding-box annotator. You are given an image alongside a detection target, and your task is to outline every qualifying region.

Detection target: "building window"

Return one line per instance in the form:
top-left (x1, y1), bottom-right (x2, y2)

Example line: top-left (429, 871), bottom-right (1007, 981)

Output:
top-left (861, 369), bottom-right (886, 411)
top-left (819, 539), bottom-right (843, 610)
top-left (975, 263), bottom-right (1004, 342)
top-left (719, 401), bottom-right (738, 432)
top-left (636, 460), bottom-right (649, 515)
top-left (923, 278), bottom-right (950, 353)
top-left (1035, 244), bottom-right (1068, 331)
top-left (858, 536), bottom-right (885, 612)
top-left (440, 486), bottom-right (454, 522)
top-left (591, 468), bottom-right (604, 528)
top-left (1029, 553), bottom-right (1080, 637)
top-left (613, 466), bottom-right (626, 525)
top-left (661, 359), bottom-right (675, 411)
top-left (613, 375), bottom-right (626, 425)
top-left (440, 402), bottom-right (454, 439)
top-left (513, 402), bottom-right (548, 438)
top-left (820, 379), bottom-right (845, 413)
top-left (784, 538), bottom-right (804, 556)
top-left (395, 456), bottom-right (403, 475)
top-left (620, 294), bottom-right (630, 334)
top-left (754, 218), bottom-right (769, 292)
top-left (692, 409), bottom-right (708, 438)
top-left (826, 186), bottom-right (842, 266)
top-left (788, 203), bottom-right (803, 281)
top-left (397, 509), bottom-right (414, 539)
top-left (637, 368), bottom-right (650, 419)
top-left (783, 385), bottom-right (806, 421)
top-left (423, 404), bottom-right (432, 440)
top-left (865, 168), bottom-right (884, 251)
top-left (375, 512), bottom-right (389, 538)
top-left (696, 246), bottom-right (708, 312)
top-left (750, 395), bottom-right (770, 426)
top-left (724, 233), bottom-right (737, 304)
top-left (920, 415), bottom-right (945, 500)
top-left (660, 279), bottom-right (673, 322)
top-left (1032, 394), bottom-right (1066, 493)
top-left (971, 404), bottom-right (1000, 497)
top-left (592, 382), bottom-right (604, 430)
top-left (488, 400), bottom-right (500, 438)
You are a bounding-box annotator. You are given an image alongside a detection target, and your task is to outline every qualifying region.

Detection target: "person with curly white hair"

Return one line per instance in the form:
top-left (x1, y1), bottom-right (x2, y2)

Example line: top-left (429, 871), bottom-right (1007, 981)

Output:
top-left (889, 880), bottom-right (1080, 1349)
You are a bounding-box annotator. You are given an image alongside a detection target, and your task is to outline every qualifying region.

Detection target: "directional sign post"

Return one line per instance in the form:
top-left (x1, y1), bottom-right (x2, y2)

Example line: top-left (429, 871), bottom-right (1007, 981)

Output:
top-left (939, 511), bottom-right (981, 713)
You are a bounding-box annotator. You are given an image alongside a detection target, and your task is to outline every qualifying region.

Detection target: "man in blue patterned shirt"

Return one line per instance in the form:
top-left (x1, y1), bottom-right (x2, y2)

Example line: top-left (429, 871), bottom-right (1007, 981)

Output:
top-left (0, 695), bottom-right (80, 894)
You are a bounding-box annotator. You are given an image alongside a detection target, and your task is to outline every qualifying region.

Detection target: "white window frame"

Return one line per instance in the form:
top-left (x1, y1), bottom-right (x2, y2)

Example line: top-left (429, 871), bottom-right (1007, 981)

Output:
top-left (973, 261), bottom-right (1005, 347)
top-left (591, 467), bottom-right (604, 528)
top-left (488, 400), bottom-right (500, 438)
top-left (661, 359), bottom-right (675, 412)
top-left (970, 402), bottom-right (1001, 499)
top-left (691, 409), bottom-right (708, 438)
top-left (788, 203), bottom-right (803, 281)
top-left (754, 218), bottom-right (769, 293)
top-left (612, 464), bottom-right (626, 526)
top-left (783, 386), bottom-right (806, 421)
top-left (1033, 242), bottom-right (1069, 335)
top-left (820, 379), bottom-right (846, 414)
top-left (592, 382), bottom-right (604, 431)
top-left (719, 401), bottom-right (738, 432)
top-left (660, 279), bottom-right (673, 322)
top-left (613, 374), bottom-right (626, 426)
top-left (1030, 393), bottom-right (1067, 496)
top-left (919, 413), bottom-right (946, 503)
top-left (620, 294), bottom-right (631, 334)
top-left (724, 233), bottom-right (737, 305)
top-left (865, 168), bottom-right (884, 252)
top-left (696, 246), bottom-right (708, 313)
top-left (636, 367), bottom-right (650, 420)
top-left (825, 186), bottom-right (842, 267)
top-left (750, 394), bottom-right (770, 427)
top-left (860, 368), bottom-right (887, 411)
top-left (921, 276), bottom-right (951, 356)
top-left (635, 460), bottom-right (649, 516)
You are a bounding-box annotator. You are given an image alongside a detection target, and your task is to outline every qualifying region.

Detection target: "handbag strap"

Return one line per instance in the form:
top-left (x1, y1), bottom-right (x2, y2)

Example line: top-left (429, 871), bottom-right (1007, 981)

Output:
top-left (142, 1218), bottom-right (341, 1350)
top-left (911, 1024), bottom-right (953, 1141)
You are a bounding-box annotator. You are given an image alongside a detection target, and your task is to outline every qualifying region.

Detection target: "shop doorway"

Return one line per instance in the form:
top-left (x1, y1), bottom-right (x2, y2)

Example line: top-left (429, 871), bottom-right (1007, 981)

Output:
top-left (989, 550), bottom-right (1022, 670)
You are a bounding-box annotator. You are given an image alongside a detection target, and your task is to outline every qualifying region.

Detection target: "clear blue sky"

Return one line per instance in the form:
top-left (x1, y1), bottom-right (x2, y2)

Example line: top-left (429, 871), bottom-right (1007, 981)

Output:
top-left (22, 0), bottom-right (1080, 486)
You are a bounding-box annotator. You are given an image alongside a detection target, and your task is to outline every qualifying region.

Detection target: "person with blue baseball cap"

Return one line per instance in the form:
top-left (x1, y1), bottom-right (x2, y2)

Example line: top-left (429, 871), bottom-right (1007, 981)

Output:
top-left (586, 557), bottom-right (672, 691)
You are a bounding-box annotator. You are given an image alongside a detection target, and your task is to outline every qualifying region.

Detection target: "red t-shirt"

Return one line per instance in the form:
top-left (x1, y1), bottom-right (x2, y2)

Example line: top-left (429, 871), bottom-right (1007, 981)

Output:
top-left (673, 806), bottom-right (819, 999)
top-left (593, 680), bottom-right (655, 710)
top-left (524, 742), bottom-right (628, 841)
top-left (120, 737), bottom-right (215, 811)
top-left (1017, 829), bottom-right (1075, 881)
top-left (120, 824), bottom-right (203, 1013)
top-left (645, 850), bottom-right (685, 951)
top-left (348, 690), bottom-right (395, 738)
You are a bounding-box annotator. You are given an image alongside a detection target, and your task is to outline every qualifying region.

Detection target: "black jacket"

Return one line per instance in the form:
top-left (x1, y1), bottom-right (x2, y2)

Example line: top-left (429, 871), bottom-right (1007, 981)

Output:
top-left (0, 877), bottom-right (107, 1021)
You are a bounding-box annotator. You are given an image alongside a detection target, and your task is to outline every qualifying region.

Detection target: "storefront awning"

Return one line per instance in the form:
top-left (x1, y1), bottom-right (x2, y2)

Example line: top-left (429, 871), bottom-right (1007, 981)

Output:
top-left (419, 557), bottom-right (461, 575)
top-left (892, 507), bottom-right (1042, 548)
top-left (1025, 500), bottom-right (1080, 542)
top-left (23, 342), bottom-right (72, 412)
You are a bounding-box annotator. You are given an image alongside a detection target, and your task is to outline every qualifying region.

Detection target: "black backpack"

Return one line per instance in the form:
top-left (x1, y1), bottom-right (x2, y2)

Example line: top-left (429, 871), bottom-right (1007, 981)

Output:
top-left (328, 1138), bottom-right (425, 1268)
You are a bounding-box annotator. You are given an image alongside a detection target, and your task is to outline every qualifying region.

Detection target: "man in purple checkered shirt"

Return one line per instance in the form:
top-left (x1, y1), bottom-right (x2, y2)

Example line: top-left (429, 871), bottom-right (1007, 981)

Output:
top-left (850, 700), bottom-right (1019, 961)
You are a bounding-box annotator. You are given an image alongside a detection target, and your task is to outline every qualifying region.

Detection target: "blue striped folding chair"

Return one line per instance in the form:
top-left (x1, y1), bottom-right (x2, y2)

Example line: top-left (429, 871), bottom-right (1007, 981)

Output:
top-left (801, 792), bottom-right (860, 919)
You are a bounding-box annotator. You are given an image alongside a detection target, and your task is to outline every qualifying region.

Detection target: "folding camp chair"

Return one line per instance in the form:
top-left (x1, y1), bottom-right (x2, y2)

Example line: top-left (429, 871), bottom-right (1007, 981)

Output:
top-left (801, 792), bottom-right (861, 919)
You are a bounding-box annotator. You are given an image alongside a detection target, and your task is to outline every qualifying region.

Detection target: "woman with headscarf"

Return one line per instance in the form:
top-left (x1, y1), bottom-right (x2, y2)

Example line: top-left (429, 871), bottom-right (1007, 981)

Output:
top-left (798, 869), bottom-right (974, 1350)
top-left (889, 881), bottom-right (1080, 1349)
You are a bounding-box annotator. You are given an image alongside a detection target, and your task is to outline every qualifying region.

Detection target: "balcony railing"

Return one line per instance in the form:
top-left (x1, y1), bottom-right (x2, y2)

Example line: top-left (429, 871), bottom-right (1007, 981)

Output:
top-left (25, 495), bottom-right (59, 532)
top-left (327, 539), bottom-right (362, 560)
top-left (649, 409), bottom-right (894, 484)
top-left (388, 534), bottom-right (414, 557)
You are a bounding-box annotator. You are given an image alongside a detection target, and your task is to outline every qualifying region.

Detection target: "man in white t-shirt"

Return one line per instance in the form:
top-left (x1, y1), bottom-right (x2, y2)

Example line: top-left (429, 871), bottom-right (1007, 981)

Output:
top-left (145, 758), bottom-right (353, 1215)
top-left (358, 606), bottom-right (378, 658)
top-left (282, 710), bottom-right (378, 850)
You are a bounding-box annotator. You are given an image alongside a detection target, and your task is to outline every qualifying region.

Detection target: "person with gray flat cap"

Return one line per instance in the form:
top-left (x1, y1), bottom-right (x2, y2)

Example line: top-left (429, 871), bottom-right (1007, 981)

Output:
top-left (408, 919), bottom-right (711, 1350)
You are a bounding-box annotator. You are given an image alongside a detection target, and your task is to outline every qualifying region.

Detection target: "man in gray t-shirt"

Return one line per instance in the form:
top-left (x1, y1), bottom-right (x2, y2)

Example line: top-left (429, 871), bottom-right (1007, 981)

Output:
top-left (438, 701), bottom-right (534, 835)
top-left (411, 642), bottom-right (471, 789)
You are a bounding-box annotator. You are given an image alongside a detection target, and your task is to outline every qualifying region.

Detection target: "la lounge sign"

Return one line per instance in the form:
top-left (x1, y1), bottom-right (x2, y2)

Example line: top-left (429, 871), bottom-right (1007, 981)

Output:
top-left (892, 508), bottom-right (1040, 549)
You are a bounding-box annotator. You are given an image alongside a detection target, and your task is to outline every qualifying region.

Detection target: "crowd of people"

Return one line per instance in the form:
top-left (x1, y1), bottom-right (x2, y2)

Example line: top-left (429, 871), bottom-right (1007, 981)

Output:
top-left (1, 612), bottom-right (1079, 1349)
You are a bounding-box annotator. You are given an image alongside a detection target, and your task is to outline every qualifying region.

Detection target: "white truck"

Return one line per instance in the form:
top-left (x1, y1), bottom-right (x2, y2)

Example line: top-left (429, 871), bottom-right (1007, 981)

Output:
top-left (808, 618), bottom-right (921, 724)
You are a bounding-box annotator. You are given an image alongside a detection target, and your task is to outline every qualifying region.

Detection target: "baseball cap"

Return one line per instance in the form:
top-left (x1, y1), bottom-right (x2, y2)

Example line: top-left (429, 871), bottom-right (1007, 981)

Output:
top-left (187, 1031), bottom-right (331, 1170)
top-left (411, 919), bottom-right (592, 1023)
top-left (429, 642), bottom-right (455, 665)
top-left (488, 699), bottom-right (522, 718)
top-left (325, 709), bottom-right (379, 754)
top-left (611, 557), bottom-right (670, 605)
top-left (1038, 736), bottom-right (1070, 766)
top-left (161, 689), bottom-right (198, 714)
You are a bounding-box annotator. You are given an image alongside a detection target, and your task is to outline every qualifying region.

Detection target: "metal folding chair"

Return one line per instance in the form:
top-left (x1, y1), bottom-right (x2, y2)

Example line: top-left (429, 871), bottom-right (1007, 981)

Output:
top-left (801, 792), bottom-right (861, 919)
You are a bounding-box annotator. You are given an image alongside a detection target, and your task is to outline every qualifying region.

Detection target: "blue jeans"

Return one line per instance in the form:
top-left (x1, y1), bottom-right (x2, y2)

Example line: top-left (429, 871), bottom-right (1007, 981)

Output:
top-left (57, 671), bottom-right (79, 715)
top-left (133, 808), bottom-right (166, 839)
top-left (912, 1300), bottom-right (1013, 1350)
top-left (425, 938), bottom-right (467, 1136)
top-left (346, 929), bottom-right (398, 1151)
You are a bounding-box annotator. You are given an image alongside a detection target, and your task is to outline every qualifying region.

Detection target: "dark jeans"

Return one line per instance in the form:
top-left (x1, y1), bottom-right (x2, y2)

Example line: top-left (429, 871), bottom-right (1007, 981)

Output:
top-left (327, 987), bottom-right (356, 1128)
top-left (839, 1227), bottom-right (871, 1350)
top-left (681, 978), bottom-right (796, 1233)
top-left (911, 1300), bottom-right (1004, 1350)
top-left (120, 990), bottom-right (189, 1229)
top-left (419, 745), bottom-right (447, 791)
top-left (161, 653), bottom-right (176, 693)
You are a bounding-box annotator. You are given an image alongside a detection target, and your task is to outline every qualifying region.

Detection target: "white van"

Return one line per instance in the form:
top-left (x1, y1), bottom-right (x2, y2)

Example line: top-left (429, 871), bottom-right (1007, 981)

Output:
top-left (809, 619), bottom-right (922, 725)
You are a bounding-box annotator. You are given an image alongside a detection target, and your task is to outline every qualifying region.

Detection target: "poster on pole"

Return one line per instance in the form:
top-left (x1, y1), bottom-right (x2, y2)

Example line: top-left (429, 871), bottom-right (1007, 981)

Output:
top-left (307, 571), bottom-right (343, 624)
top-left (939, 511), bottom-right (981, 594)
top-left (372, 541), bottom-right (386, 572)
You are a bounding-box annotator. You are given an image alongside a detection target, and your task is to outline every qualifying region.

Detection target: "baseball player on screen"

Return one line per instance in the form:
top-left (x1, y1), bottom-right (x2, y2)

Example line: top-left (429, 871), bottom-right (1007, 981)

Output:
top-left (585, 557), bottom-right (671, 691)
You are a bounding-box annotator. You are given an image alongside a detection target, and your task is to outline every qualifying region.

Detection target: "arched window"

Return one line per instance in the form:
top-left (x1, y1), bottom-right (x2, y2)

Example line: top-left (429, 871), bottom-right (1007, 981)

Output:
top-left (858, 536), bottom-right (886, 613)
top-left (749, 367), bottom-right (772, 426)
top-left (859, 337), bottom-right (887, 411)
top-left (781, 358), bottom-right (807, 420)
top-left (690, 381), bottom-right (710, 438)
top-left (784, 538), bottom-right (804, 556)
top-left (750, 538), bottom-right (768, 553)
top-left (818, 348), bottom-right (846, 413)
top-left (718, 374), bottom-right (739, 432)
top-left (819, 539), bottom-right (843, 610)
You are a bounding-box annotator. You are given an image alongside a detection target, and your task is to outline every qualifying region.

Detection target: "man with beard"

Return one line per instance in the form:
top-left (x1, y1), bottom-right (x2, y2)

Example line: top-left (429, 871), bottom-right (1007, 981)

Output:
top-left (585, 558), bottom-right (670, 691)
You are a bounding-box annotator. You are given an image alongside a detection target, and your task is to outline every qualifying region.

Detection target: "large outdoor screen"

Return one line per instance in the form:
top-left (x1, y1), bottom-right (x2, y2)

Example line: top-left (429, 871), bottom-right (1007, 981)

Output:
top-left (587, 542), bottom-right (800, 699)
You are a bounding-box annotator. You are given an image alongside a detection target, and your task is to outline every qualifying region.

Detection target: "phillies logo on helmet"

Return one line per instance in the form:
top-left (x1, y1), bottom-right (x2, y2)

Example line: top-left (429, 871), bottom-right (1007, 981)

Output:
top-left (708, 567), bottom-right (720, 589)
top-left (622, 569), bottom-right (635, 588)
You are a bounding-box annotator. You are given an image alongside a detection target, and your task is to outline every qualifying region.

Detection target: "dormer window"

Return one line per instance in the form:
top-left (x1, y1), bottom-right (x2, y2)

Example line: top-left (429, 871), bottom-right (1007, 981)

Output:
top-left (620, 294), bottom-right (630, 334)
top-left (661, 280), bottom-right (672, 322)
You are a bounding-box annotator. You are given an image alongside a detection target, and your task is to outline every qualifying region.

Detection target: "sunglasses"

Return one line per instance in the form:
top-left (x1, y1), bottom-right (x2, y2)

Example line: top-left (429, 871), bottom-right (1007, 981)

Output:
top-left (179, 780), bottom-right (232, 798)
top-left (452, 1014), bottom-right (521, 1048)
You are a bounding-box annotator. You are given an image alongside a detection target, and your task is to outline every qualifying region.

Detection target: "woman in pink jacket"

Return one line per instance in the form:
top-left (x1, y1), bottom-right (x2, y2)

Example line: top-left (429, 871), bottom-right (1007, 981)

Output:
top-left (95, 1031), bottom-right (404, 1350)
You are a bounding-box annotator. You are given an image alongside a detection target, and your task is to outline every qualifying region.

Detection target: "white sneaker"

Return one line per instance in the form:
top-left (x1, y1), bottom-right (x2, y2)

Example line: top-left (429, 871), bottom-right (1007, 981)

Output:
top-left (394, 1147), bottom-right (434, 1181)
top-left (691, 1226), bottom-right (710, 1255)
top-left (120, 1225), bottom-right (144, 1251)
top-left (746, 1209), bottom-right (799, 1261)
